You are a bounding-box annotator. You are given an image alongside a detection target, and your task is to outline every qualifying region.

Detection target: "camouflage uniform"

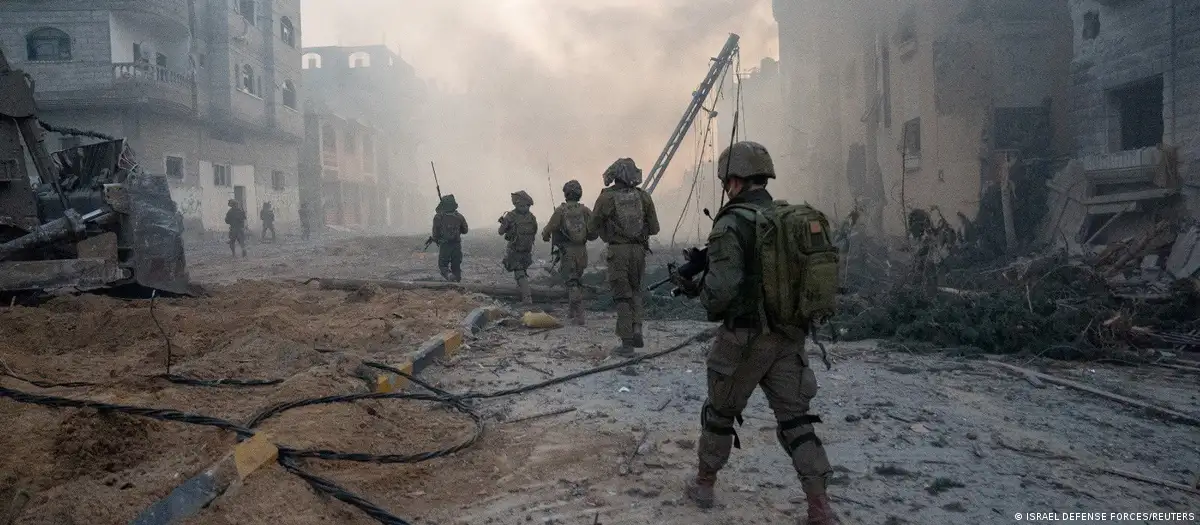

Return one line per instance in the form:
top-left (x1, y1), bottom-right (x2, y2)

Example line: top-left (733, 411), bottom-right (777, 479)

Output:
top-left (260, 202), bottom-right (276, 243)
top-left (433, 195), bottom-right (469, 282)
top-left (224, 199), bottom-right (247, 258)
top-left (499, 190), bottom-right (538, 305)
top-left (685, 142), bottom-right (839, 525)
top-left (542, 180), bottom-right (592, 325)
top-left (587, 158), bottom-right (659, 356)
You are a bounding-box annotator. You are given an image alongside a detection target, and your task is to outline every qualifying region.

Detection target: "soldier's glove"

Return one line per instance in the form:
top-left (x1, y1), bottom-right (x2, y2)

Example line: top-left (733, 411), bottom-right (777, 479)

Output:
top-left (668, 265), bottom-right (701, 298)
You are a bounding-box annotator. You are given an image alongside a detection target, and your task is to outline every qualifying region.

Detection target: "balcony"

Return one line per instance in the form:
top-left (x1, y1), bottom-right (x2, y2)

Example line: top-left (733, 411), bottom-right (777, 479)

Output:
top-left (106, 0), bottom-right (190, 32)
top-left (28, 62), bottom-right (195, 116)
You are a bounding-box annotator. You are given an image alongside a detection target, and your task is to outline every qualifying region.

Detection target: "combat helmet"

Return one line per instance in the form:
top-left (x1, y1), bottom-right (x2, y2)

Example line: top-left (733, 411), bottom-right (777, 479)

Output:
top-left (562, 179), bottom-right (583, 201)
top-left (602, 158), bottom-right (642, 187)
top-left (436, 194), bottom-right (458, 213)
top-left (511, 190), bottom-right (534, 208)
top-left (717, 141), bottom-right (775, 182)
top-left (227, 199), bottom-right (238, 207)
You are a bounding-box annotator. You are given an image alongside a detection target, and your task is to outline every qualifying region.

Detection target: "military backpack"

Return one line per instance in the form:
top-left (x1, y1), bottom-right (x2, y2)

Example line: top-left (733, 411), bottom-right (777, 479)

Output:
top-left (723, 201), bottom-right (839, 328)
top-left (610, 187), bottom-right (645, 241)
top-left (559, 202), bottom-right (589, 244)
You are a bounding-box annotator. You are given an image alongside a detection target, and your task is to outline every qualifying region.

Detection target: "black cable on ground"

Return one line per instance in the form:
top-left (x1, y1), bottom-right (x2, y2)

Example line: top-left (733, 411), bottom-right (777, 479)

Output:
top-left (160, 375), bottom-right (284, 387)
top-left (278, 455), bottom-right (412, 525)
top-left (0, 386), bottom-right (254, 437)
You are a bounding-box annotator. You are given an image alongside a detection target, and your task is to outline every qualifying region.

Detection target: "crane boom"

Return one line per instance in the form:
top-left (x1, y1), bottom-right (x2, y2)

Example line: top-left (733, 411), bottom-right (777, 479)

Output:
top-left (642, 33), bottom-right (739, 194)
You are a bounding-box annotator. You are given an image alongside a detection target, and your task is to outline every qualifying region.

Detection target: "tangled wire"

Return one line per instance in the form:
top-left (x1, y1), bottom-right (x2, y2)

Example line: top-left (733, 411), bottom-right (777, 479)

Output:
top-left (0, 329), bottom-right (716, 524)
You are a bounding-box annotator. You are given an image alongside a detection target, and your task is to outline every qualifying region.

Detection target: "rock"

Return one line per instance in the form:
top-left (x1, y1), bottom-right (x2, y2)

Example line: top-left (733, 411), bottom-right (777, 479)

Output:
top-left (845, 414), bottom-right (862, 423)
top-left (966, 432), bottom-right (978, 440)
top-left (675, 439), bottom-right (696, 450)
top-left (773, 503), bottom-right (796, 515)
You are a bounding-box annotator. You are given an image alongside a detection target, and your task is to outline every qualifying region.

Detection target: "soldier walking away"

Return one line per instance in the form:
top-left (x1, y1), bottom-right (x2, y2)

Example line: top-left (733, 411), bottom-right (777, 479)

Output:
top-left (298, 202), bottom-right (312, 240)
top-left (225, 199), bottom-right (248, 258)
top-left (260, 202), bottom-right (276, 243)
top-left (499, 190), bottom-right (538, 305)
top-left (672, 141), bottom-right (841, 525)
top-left (432, 194), bottom-right (469, 282)
top-left (542, 179), bottom-right (592, 325)
top-left (587, 158), bottom-right (659, 357)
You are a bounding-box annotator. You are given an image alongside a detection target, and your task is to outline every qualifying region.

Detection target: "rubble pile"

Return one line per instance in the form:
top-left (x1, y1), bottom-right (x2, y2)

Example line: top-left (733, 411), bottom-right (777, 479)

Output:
top-left (835, 220), bottom-right (1200, 361)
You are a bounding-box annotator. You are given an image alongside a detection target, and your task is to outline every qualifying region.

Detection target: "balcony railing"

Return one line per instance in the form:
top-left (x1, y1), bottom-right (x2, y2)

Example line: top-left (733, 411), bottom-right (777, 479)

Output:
top-left (112, 63), bottom-right (193, 86)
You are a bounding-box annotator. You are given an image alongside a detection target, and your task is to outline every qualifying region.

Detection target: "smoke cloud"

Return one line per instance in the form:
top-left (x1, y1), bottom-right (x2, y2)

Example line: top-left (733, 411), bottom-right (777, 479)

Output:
top-left (301, 0), bottom-right (776, 230)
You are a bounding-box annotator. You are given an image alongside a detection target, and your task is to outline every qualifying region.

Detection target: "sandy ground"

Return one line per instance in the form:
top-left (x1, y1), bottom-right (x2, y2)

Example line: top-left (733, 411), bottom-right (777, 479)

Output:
top-left (1, 233), bottom-right (1197, 525)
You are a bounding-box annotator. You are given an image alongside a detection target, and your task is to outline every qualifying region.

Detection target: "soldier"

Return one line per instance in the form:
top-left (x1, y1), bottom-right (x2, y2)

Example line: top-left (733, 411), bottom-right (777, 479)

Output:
top-left (432, 194), bottom-right (469, 282)
top-left (674, 142), bottom-right (840, 524)
top-left (298, 202), bottom-right (312, 240)
top-left (587, 158), bottom-right (659, 357)
top-left (498, 190), bottom-right (538, 305)
top-left (224, 199), bottom-right (247, 258)
top-left (260, 201), bottom-right (276, 243)
top-left (541, 180), bottom-right (592, 325)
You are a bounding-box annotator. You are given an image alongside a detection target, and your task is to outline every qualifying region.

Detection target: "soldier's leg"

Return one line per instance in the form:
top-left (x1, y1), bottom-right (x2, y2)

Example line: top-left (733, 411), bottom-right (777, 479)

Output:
top-left (630, 246), bottom-right (647, 347)
top-left (758, 334), bottom-right (838, 524)
top-left (228, 230), bottom-right (236, 256)
top-left (566, 246), bottom-right (587, 324)
top-left (606, 246), bottom-right (635, 354)
top-left (689, 326), bottom-right (774, 508)
top-left (516, 269), bottom-right (532, 305)
top-left (450, 244), bottom-right (463, 282)
top-left (437, 245), bottom-right (452, 280)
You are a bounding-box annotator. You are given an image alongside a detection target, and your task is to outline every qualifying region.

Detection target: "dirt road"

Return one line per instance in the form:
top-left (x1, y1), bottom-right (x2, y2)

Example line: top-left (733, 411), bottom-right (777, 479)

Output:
top-left (1, 234), bottom-right (1196, 524)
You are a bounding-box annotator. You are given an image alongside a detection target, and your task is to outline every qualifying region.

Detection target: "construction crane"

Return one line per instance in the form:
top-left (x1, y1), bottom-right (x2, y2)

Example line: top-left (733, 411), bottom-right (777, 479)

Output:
top-left (642, 33), bottom-right (740, 195)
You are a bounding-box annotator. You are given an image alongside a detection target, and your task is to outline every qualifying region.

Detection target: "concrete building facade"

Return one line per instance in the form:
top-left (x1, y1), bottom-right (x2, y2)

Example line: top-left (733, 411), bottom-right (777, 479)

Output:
top-left (773, 0), bottom-right (1073, 236)
top-left (299, 45), bottom-right (425, 232)
top-left (0, 0), bottom-right (304, 236)
top-left (1067, 0), bottom-right (1200, 216)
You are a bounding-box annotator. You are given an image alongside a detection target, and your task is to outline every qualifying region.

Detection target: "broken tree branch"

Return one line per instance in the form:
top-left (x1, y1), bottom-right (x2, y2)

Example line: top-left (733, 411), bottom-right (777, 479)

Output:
top-left (986, 361), bottom-right (1200, 427)
top-left (1098, 467), bottom-right (1200, 496)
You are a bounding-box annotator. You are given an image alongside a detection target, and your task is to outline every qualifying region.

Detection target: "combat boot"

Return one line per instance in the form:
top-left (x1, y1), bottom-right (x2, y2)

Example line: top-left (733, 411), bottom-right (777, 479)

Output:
top-left (569, 302), bottom-right (585, 326)
top-left (631, 333), bottom-right (644, 348)
top-left (802, 493), bottom-right (840, 525)
top-left (612, 340), bottom-right (637, 358)
top-left (684, 469), bottom-right (717, 509)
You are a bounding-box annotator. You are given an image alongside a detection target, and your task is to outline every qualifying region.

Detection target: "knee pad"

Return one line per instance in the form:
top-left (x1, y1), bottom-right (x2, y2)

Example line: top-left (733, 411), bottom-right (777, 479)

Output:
top-left (701, 403), bottom-right (745, 449)
top-left (776, 414), bottom-right (823, 456)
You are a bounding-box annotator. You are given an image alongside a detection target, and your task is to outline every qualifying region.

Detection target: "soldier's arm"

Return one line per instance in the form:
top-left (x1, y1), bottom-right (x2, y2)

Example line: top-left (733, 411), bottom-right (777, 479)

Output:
top-left (542, 208), bottom-right (562, 242)
top-left (458, 213), bottom-right (469, 234)
top-left (497, 213), bottom-right (509, 235)
top-left (586, 193), bottom-right (609, 241)
top-left (642, 192), bottom-right (661, 237)
top-left (699, 217), bottom-right (745, 316)
top-left (431, 215), bottom-right (441, 238)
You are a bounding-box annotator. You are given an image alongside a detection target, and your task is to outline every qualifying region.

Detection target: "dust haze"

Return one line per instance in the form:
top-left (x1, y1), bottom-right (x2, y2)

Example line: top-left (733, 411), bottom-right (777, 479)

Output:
top-left (301, 0), bottom-right (777, 232)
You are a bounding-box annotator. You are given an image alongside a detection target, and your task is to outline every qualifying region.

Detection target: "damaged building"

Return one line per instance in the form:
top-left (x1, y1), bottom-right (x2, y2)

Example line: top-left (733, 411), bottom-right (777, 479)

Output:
top-left (299, 45), bottom-right (425, 232)
top-left (773, 0), bottom-right (1074, 239)
top-left (0, 0), bottom-right (305, 237)
top-left (1044, 0), bottom-right (1200, 254)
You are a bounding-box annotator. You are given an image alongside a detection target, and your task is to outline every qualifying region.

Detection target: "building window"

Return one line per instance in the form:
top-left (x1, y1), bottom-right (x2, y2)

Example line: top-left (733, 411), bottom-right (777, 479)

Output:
top-left (238, 0), bottom-right (256, 26)
top-left (344, 130), bottom-right (356, 153)
top-left (361, 134), bottom-right (374, 172)
top-left (280, 16), bottom-right (296, 47)
top-left (902, 118), bottom-right (921, 172)
top-left (241, 64), bottom-right (256, 94)
top-left (349, 51), bottom-right (370, 68)
top-left (272, 170), bottom-right (286, 190)
top-left (59, 136), bottom-right (81, 151)
top-left (1110, 76), bottom-right (1164, 151)
top-left (165, 156), bottom-right (184, 178)
top-left (302, 52), bottom-right (322, 69)
top-left (1083, 11), bottom-right (1100, 40)
top-left (214, 164), bottom-right (232, 187)
top-left (282, 80), bottom-right (297, 109)
top-left (26, 28), bottom-right (71, 61)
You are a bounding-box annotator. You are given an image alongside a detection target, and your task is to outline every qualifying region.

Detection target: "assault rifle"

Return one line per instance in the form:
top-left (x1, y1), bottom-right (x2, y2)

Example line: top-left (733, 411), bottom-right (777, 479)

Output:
top-left (646, 246), bottom-right (708, 296)
top-left (422, 161), bottom-right (444, 251)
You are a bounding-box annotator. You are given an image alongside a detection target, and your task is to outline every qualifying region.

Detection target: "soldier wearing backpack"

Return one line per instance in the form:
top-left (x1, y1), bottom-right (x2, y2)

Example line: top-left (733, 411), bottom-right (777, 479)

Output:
top-left (432, 194), bottom-right (469, 282)
top-left (673, 142), bottom-right (841, 525)
top-left (541, 180), bottom-right (592, 325)
top-left (499, 190), bottom-right (538, 305)
top-left (587, 158), bottom-right (660, 357)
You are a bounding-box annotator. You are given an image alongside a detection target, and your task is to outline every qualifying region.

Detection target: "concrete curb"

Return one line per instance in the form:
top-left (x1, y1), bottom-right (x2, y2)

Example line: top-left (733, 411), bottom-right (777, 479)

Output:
top-left (132, 305), bottom-right (507, 523)
top-left (372, 306), bottom-right (506, 393)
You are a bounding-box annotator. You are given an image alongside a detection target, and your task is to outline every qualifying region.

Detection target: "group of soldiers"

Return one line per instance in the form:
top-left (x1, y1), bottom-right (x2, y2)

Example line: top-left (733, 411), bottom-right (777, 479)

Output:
top-left (222, 200), bottom-right (314, 257)
top-left (429, 143), bottom-right (841, 525)
top-left (429, 156), bottom-right (659, 357)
